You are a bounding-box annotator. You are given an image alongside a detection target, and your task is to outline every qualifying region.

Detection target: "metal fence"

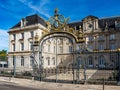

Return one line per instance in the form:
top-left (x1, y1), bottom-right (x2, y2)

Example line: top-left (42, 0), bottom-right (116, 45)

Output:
top-left (37, 50), bottom-right (120, 85)
top-left (1, 50), bottom-right (120, 85)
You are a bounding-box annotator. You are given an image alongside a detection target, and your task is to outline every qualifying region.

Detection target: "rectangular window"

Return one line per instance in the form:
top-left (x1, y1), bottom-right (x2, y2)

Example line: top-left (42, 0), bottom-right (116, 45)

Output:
top-left (110, 43), bottom-right (115, 50)
top-left (46, 57), bottom-right (50, 65)
top-left (99, 35), bottom-right (104, 40)
top-left (59, 46), bottom-right (63, 53)
top-left (78, 45), bottom-right (82, 51)
top-left (30, 31), bottom-right (34, 38)
top-left (13, 34), bottom-right (16, 40)
top-left (99, 44), bottom-right (104, 50)
top-left (88, 36), bottom-right (93, 41)
top-left (13, 44), bottom-right (15, 51)
top-left (110, 34), bottom-right (115, 40)
top-left (69, 46), bottom-right (72, 52)
top-left (21, 56), bottom-right (24, 66)
top-left (21, 43), bottom-right (24, 51)
top-left (53, 58), bottom-right (55, 65)
top-left (54, 46), bottom-right (56, 53)
top-left (48, 59), bottom-right (50, 65)
top-left (88, 45), bottom-right (93, 50)
top-left (30, 42), bottom-right (33, 50)
top-left (21, 33), bottom-right (24, 39)
top-left (13, 56), bottom-right (15, 66)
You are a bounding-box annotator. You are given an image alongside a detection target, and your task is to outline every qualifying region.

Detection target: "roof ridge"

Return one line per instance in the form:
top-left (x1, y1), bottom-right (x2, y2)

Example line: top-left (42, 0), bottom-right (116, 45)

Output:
top-left (100, 15), bottom-right (120, 20)
top-left (68, 21), bottom-right (82, 24)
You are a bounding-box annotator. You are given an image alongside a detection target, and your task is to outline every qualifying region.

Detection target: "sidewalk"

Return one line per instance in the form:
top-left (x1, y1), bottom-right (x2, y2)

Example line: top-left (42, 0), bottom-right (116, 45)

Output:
top-left (0, 77), bottom-right (119, 90)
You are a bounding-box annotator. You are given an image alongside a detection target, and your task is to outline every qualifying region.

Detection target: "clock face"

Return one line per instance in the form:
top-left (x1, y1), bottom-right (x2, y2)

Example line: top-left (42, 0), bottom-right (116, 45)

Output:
top-left (87, 23), bottom-right (93, 30)
top-left (88, 23), bottom-right (92, 28)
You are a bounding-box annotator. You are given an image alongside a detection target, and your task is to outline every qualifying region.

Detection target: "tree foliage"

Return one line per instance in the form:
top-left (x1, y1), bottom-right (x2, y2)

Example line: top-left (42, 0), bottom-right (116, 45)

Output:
top-left (0, 50), bottom-right (7, 61)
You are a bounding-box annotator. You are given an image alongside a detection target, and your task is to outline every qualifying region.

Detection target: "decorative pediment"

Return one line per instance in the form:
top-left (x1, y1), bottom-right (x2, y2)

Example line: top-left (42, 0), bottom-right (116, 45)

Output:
top-left (82, 15), bottom-right (98, 21)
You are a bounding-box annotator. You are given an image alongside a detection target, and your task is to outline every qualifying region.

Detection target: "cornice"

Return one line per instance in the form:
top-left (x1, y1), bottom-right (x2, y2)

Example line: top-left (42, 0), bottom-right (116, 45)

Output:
top-left (8, 51), bottom-right (31, 55)
top-left (8, 24), bottom-right (45, 33)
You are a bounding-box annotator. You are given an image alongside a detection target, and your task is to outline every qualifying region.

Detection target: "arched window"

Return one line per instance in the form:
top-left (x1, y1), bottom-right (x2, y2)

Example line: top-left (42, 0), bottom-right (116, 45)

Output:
top-left (52, 57), bottom-right (55, 65)
top-left (98, 56), bottom-right (105, 67)
top-left (46, 57), bottom-right (50, 66)
top-left (48, 45), bottom-right (50, 52)
top-left (88, 56), bottom-right (93, 67)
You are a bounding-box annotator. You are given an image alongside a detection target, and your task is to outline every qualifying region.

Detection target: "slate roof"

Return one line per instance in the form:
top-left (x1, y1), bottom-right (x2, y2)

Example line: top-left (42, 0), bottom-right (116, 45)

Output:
top-left (98, 16), bottom-right (120, 28)
top-left (68, 15), bottom-right (120, 29)
top-left (10, 14), bottom-right (120, 30)
top-left (11, 14), bottom-right (46, 29)
top-left (68, 21), bottom-right (82, 30)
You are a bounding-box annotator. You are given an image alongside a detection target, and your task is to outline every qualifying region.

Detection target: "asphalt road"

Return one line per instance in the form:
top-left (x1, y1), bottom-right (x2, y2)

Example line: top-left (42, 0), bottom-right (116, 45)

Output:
top-left (0, 81), bottom-right (47, 90)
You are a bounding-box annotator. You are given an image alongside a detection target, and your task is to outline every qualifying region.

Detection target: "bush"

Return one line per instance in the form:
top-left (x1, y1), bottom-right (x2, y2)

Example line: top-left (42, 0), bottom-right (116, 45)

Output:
top-left (22, 71), bottom-right (32, 76)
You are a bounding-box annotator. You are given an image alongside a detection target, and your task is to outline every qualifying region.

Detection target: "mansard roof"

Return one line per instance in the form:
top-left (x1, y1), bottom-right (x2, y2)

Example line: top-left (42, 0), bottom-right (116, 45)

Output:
top-left (68, 15), bottom-right (120, 29)
top-left (10, 14), bottom-right (120, 30)
top-left (11, 14), bottom-right (46, 29)
top-left (68, 21), bottom-right (82, 28)
top-left (98, 16), bottom-right (120, 28)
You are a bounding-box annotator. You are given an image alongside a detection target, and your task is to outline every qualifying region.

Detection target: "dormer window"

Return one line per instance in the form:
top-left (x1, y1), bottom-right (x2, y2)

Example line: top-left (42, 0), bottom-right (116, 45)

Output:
top-left (21, 18), bottom-right (27, 27)
top-left (115, 21), bottom-right (120, 28)
top-left (82, 15), bottom-right (98, 31)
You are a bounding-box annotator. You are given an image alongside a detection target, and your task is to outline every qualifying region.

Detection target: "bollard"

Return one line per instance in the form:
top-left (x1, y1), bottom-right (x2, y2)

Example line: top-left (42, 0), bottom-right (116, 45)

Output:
top-left (9, 77), bottom-right (11, 81)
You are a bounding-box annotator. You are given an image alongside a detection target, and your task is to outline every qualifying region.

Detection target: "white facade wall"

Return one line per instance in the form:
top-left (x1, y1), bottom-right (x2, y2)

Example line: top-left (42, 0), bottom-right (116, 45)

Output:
top-left (8, 24), bottom-right (45, 72)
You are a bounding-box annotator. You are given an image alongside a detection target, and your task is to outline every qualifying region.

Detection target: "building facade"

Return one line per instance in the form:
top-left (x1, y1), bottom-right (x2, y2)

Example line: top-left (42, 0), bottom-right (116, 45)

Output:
top-left (8, 9), bottom-right (120, 72)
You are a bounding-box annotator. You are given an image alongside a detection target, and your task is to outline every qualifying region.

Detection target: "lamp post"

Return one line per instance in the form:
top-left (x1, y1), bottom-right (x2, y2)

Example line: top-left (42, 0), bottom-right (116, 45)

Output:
top-left (13, 55), bottom-right (16, 77)
top-left (32, 33), bottom-right (39, 80)
top-left (55, 37), bottom-right (58, 83)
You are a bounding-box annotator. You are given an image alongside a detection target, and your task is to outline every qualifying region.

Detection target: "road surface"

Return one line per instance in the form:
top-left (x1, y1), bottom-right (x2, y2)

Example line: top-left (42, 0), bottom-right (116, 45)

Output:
top-left (0, 81), bottom-right (47, 90)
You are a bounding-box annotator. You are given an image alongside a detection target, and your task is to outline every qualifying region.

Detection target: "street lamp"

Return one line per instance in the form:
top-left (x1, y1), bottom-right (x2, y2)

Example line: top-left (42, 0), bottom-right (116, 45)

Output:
top-left (13, 55), bottom-right (16, 77)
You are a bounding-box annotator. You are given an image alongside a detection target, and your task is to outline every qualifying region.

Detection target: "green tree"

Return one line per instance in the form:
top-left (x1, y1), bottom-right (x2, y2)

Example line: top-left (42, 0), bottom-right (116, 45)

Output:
top-left (0, 50), bottom-right (7, 61)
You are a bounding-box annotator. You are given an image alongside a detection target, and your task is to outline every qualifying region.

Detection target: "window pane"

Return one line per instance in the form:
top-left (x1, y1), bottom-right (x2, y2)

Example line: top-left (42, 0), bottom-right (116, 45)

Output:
top-left (21, 43), bottom-right (24, 50)
top-left (13, 44), bottom-right (15, 51)
top-left (21, 56), bottom-right (24, 66)
top-left (69, 46), bottom-right (72, 52)
top-left (30, 31), bottom-right (34, 38)
top-left (21, 33), bottom-right (24, 39)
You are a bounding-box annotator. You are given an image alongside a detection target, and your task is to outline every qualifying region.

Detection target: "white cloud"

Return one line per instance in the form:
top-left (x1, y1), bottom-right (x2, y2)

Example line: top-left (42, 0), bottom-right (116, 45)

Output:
top-left (18, 0), bottom-right (50, 18)
top-left (0, 29), bottom-right (8, 51)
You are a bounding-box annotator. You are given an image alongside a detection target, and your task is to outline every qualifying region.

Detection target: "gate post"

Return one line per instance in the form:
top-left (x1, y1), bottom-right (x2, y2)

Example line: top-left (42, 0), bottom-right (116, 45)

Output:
top-left (84, 65), bottom-right (86, 82)
top-left (76, 64), bottom-right (80, 83)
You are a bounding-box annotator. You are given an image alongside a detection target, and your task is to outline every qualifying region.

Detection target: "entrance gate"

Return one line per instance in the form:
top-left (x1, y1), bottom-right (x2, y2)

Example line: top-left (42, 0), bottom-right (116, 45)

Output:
top-left (31, 8), bottom-right (120, 85)
top-left (39, 33), bottom-right (76, 83)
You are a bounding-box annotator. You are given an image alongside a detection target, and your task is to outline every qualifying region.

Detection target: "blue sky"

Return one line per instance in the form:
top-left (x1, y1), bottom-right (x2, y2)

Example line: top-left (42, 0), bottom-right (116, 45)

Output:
top-left (0, 0), bottom-right (120, 51)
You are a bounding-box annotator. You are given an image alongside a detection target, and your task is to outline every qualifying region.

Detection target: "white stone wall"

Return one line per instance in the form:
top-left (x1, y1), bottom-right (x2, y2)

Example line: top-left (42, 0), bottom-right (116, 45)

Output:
top-left (8, 24), bottom-right (45, 72)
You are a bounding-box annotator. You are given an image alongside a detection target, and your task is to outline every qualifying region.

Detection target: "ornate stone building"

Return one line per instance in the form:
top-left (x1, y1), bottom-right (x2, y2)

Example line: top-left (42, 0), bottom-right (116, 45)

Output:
top-left (8, 9), bottom-right (120, 72)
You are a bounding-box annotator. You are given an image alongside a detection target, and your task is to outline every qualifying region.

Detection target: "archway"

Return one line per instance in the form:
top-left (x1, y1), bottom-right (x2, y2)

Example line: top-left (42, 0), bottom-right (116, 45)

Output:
top-left (38, 32), bottom-right (77, 82)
